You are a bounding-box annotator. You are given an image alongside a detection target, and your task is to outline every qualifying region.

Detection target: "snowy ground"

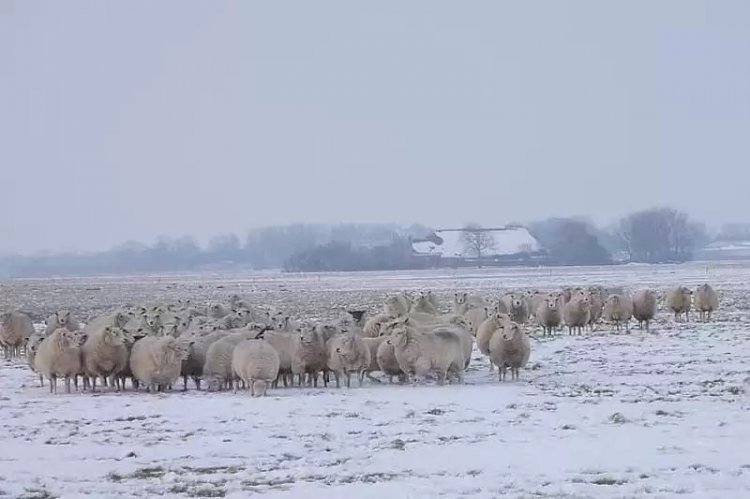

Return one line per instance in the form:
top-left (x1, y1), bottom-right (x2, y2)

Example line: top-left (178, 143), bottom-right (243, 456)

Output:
top-left (2, 262), bottom-right (750, 498)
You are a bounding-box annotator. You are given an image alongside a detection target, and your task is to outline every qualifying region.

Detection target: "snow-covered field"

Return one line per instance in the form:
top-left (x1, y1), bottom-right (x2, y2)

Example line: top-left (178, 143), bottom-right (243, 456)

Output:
top-left (2, 262), bottom-right (750, 498)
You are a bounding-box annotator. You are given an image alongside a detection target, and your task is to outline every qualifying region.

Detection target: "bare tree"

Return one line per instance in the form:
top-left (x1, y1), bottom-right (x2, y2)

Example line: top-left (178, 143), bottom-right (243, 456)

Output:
top-left (616, 207), bottom-right (705, 263)
top-left (460, 223), bottom-right (496, 265)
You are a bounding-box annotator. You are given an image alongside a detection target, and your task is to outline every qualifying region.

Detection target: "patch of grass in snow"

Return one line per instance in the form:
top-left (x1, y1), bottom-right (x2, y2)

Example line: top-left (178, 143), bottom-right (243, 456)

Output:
top-left (108, 465), bottom-right (168, 481)
top-left (187, 486), bottom-right (226, 498)
top-left (182, 465), bottom-right (245, 475)
top-left (590, 477), bottom-right (628, 486)
top-left (426, 408), bottom-right (446, 415)
top-left (17, 488), bottom-right (57, 499)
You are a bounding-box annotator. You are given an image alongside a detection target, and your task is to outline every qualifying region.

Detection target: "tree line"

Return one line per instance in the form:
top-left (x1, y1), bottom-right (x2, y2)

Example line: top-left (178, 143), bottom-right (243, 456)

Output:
top-left (0, 207), bottom-right (723, 277)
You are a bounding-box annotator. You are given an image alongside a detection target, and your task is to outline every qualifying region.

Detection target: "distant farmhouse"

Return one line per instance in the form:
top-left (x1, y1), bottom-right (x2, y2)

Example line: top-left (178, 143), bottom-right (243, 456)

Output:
top-left (410, 226), bottom-right (548, 268)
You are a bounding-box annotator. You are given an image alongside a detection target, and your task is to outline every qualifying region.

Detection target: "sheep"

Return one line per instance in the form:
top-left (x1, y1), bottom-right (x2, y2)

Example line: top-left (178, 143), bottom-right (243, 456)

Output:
top-left (81, 326), bottom-right (130, 391)
top-left (563, 294), bottom-right (590, 336)
top-left (694, 284), bottom-right (719, 322)
top-left (291, 325), bottom-right (329, 387)
top-left (411, 293), bottom-right (437, 314)
top-left (666, 286), bottom-right (692, 322)
top-left (327, 331), bottom-right (371, 388)
top-left (231, 338), bottom-right (280, 396)
top-left (85, 310), bottom-right (132, 336)
top-left (26, 332), bottom-right (47, 386)
top-left (430, 325), bottom-right (473, 369)
top-left (632, 289), bottom-right (657, 331)
top-left (452, 292), bottom-right (485, 315)
top-left (0, 311), bottom-right (34, 358)
top-left (603, 294), bottom-right (633, 331)
top-left (202, 331), bottom-right (259, 391)
top-left (536, 295), bottom-right (562, 337)
top-left (362, 336), bottom-right (386, 382)
top-left (462, 306), bottom-right (489, 336)
top-left (44, 310), bottom-right (80, 335)
top-left (386, 321), bottom-right (465, 385)
top-left (363, 313), bottom-right (395, 338)
top-left (346, 310), bottom-right (368, 328)
top-left (208, 303), bottom-right (231, 319)
top-left (526, 291), bottom-right (546, 319)
top-left (585, 287), bottom-right (604, 330)
top-left (502, 293), bottom-right (529, 324)
top-left (375, 338), bottom-right (405, 383)
top-left (383, 294), bottom-right (411, 317)
top-left (476, 312), bottom-right (511, 371)
top-left (488, 321), bottom-right (531, 382)
top-left (129, 336), bottom-right (191, 392)
top-left (35, 328), bottom-right (85, 394)
top-left (263, 331), bottom-right (297, 388)
top-left (181, 330), bottom-right (229, 390)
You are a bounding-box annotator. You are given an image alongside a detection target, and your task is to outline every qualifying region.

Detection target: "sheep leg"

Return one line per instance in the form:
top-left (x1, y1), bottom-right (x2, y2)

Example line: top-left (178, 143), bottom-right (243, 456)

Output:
top-left (333, 372), bottom-right (340, 388)
top-left (436, 370), bottom-right (446, 385)
top-left (50, 375), bottom-right (56, 394)
top-left (39, 374), bottom-right (44, 387)
top-left (193, 376), bottom-right (201, 390)
top-left (250, 380), bottom-right (255, 396)
top-left (91, 376), bottom-right (97, 393)
top-left (345, 372), bottom-right (351, 388)
top-left (65, 376), bottom-right (72, 394)
top-left (233, 379), bottom-right (238, 394)
top-left (183, 375), bottom-right (189, 391)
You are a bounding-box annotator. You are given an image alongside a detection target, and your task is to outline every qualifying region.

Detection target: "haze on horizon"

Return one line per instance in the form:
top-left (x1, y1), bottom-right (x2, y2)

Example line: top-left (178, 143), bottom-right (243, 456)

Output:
top-left (2, 1), bottom-right (750, 254)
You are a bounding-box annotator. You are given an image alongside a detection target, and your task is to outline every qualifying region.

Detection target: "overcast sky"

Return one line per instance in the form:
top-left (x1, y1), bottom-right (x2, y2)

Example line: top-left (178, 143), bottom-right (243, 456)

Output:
top-left (2, 1), bottom-right (750, 253)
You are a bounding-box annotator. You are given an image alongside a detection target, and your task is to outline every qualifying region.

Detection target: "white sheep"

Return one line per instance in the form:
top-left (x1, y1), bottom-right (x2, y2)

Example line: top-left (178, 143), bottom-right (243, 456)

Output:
top-left (375, 338), bottom-right (405, 383)
top-left (45, 310), bottom-right (80, 335)
top-left (263, 331), bottom-right (297, 388)
top-left (603, 294), bottom-right (633, 331)
top-left (231, 338), bottom-right (280, 396)
top-left (585, 287), bottom-right (604, 330)
top-left (694, 284), bottom-right (719, 322)
top-left (81, 326), bottom-right (129, 391)
top-left (327, 331), bottom-right (371, 388)
top-left (665, 286), bottom-right (692, 322)
top-left (1, 311), bottom-right (34, 359)
top-left (129, 336), bottom-right (191, 392)
top-left (536, 295), bottom-right (562, 337)
top-left (502, 293), bottom-right (529, 324)
top-left (182, 330), bottom-right (230, 390)
top-left (361, 336), bottom-right (386, 382)
top-left (291, 325), bottom-right (329, 387)
top-left (411, 293), bottom-right (437, 314)
top-left (202, 331), bottom-right (258, 391)
top-left (383, 294), bottom-right (411, 317)
top-left (452, 292), bottom-right (485, 315)
top-left (386, 321), bottom-right (464, 385)
top-left (563, 294), bottom-right (590, 336)
top-left (35, 328), bottom-right (85, 394)
top-left (632, 289), bottom-right (657, 331)
top-left (26, 332), bottom-right (47, 386)
top-left (476, 312), bottom-right (510, 371)
top-left (363, 313), bottom-right (395, 338)
top-left (488, 321), bottom-right (530, 382)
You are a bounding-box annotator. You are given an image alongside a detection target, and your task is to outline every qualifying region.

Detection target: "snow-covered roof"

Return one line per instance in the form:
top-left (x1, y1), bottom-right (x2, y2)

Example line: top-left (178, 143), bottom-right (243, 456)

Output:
top-left (412, 228), bottom-right (541, 257)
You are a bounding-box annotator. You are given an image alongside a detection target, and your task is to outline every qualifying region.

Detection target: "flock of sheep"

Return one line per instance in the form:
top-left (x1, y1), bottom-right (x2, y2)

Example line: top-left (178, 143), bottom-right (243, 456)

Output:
top-left (0, 283), bottom-right (720, 396)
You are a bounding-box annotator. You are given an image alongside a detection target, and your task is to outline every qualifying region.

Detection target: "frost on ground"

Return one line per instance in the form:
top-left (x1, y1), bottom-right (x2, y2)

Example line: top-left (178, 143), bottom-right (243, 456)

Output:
top-left (2, 263), bottom-right (750, 498)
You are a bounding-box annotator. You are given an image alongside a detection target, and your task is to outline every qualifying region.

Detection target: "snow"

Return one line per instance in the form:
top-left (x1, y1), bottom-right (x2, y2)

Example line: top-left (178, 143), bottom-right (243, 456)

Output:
top-left (412, 228), bottom-right (540, 257)
top-left (2, 262), bottom-right (750, 498)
